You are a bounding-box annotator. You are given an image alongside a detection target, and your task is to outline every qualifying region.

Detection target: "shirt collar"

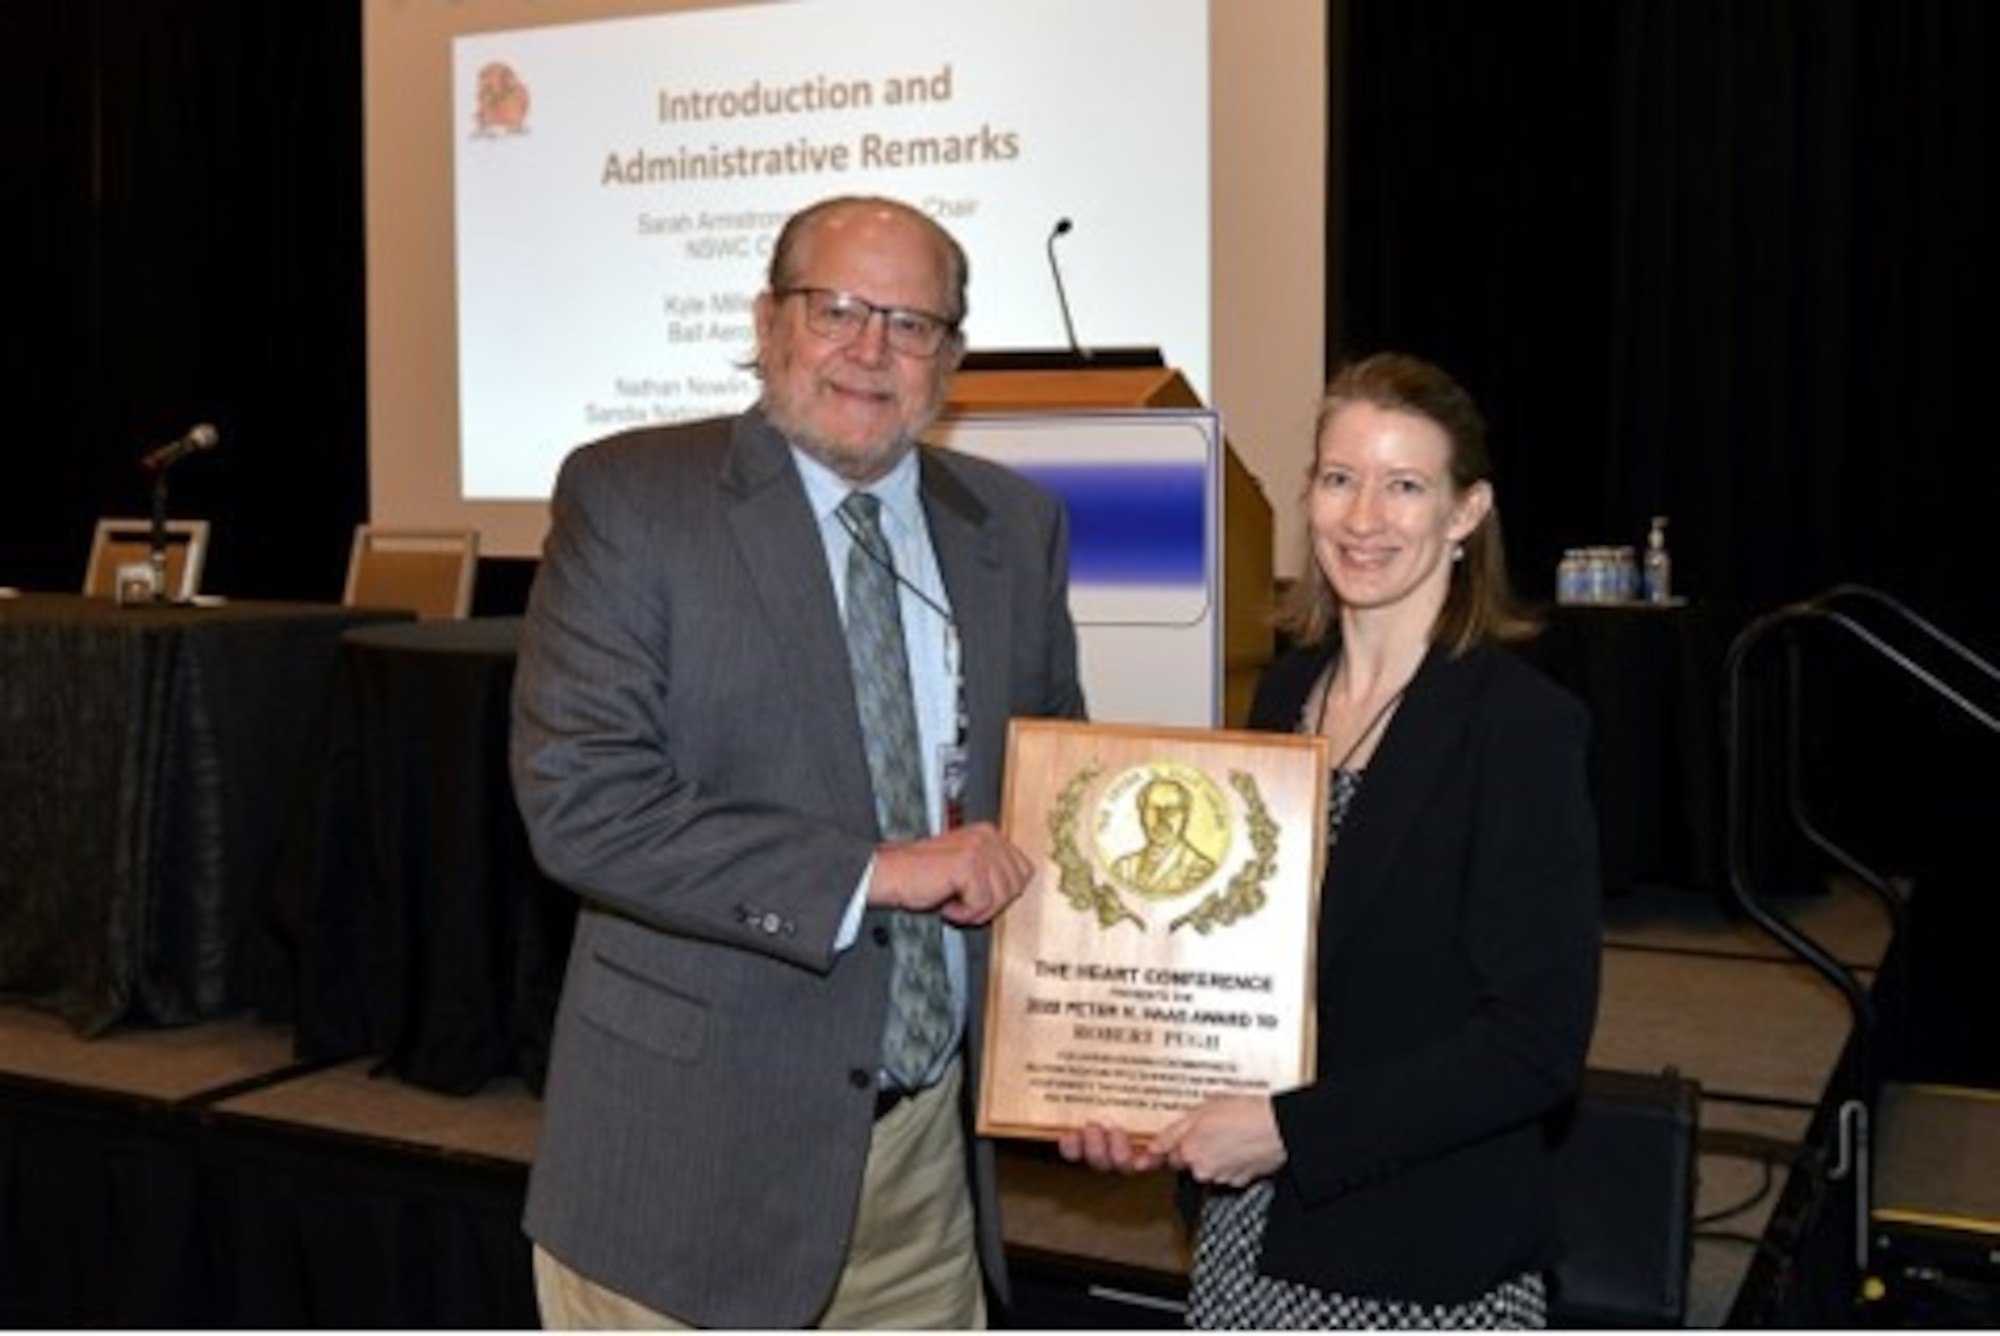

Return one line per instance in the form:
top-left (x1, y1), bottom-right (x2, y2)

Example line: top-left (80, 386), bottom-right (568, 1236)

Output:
top-left (793, 445), bottom-right (923, 532)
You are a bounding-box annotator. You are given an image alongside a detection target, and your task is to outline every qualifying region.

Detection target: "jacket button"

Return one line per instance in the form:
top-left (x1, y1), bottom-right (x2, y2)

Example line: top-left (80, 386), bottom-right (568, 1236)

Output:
top-left (870, 924), bottom-right (891, 946)
top-left (848, 1069), bottom-right (873, 1092)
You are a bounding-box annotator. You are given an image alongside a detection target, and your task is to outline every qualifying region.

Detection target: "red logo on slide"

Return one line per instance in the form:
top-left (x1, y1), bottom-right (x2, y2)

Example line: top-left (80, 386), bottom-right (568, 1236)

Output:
top-left (474, 62), bottom-right (531, 136)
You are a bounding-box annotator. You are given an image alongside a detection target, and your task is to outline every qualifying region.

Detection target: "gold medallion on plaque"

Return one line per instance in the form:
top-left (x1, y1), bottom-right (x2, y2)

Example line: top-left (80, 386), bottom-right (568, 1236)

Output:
top-left (1047, 757), bottom-right (1281, 936)
top-left (1097, 762), bottom-right (1231, 898)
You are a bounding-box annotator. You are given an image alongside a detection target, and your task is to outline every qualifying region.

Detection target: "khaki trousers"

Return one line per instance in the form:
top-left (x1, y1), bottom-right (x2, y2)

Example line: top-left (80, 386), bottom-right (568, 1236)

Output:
top-left (535, 1060), bottom-right (984, 1329)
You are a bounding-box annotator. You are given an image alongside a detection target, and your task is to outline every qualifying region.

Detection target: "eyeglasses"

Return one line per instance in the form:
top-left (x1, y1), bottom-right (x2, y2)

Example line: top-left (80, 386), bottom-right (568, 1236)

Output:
top-left (776, 287), bottom-right (959, 358)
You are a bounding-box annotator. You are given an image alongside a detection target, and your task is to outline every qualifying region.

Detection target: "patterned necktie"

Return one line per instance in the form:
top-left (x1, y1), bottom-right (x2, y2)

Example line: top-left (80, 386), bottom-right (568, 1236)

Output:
top-left (840, 491), bottom-right (953, 1088)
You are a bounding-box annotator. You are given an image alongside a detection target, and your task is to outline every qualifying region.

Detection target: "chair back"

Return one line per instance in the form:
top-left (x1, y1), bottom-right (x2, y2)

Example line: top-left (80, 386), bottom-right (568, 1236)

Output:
top-left (343, 525), bottom-right (479, 620)
top-left (84, 517), bottom-right (211, 602)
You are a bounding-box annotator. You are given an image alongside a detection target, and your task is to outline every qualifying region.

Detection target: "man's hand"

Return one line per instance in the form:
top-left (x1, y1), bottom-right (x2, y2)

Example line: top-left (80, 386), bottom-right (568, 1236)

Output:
top-left (869, 821), bottom-right (1034, 925)
top-left (1058, 1121), bottom-right (1168, 1174)
top-left (1058, 1097), bottom-right (1286, 1188)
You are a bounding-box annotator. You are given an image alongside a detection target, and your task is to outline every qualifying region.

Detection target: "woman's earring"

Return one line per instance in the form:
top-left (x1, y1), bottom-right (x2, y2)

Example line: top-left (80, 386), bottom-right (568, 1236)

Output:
top-left (1451, 542), bottom-right (1465, 563)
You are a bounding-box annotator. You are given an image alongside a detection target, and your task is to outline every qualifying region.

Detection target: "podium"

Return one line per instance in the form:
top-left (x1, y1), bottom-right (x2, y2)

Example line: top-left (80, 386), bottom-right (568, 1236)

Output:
top-left (937, 365), bottom-right (1274, 728)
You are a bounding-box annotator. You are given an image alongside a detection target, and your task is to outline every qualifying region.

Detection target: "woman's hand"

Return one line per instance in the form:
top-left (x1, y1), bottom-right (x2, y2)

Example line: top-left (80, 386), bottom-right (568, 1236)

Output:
top-left (1150, 1096), bottom-right (1286, 1188)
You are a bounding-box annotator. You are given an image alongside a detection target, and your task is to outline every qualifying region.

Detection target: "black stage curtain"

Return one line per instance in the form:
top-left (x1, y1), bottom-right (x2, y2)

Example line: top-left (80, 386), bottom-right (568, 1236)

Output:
top-left (0, 1089), bottom-right (208, 1326)
top-left (0, 1078), bottom-right (538, 1328)
top-left (200, 1121), bottom-right (539, 1328)
top-left (1333, 0), bottom-right (1999, 650)
top-left (1333, 0), bottom-right (1999, 1081)
top-left (0, 0), bottom-right (367, 603)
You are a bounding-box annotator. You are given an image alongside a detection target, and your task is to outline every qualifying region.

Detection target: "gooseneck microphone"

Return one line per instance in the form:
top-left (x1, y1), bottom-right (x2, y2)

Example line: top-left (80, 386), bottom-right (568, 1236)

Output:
top-left (140, 423), bottom-right (220, 471)
top-left (1045, 217), bottom-right (1088, 362)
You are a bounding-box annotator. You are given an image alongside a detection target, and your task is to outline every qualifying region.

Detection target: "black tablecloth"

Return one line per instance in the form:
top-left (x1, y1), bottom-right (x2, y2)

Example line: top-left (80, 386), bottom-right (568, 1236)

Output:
top-left (0, 593), bottom-right (407, 1033)
top-left (1518, 600), bottom-right (1747, 894)
top-left (266, 617), bottom-right (573, 1095)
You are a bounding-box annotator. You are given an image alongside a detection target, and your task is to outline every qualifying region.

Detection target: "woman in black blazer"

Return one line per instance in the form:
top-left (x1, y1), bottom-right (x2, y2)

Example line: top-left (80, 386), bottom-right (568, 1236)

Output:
top-left (1064, 353), bottom-right (1601, 1328)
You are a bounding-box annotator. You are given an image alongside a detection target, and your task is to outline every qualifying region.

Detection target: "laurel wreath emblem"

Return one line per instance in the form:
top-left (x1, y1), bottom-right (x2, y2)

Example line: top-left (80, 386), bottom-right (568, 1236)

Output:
top-left (1048, 763), bottom-right (1143, 930)
top-left (1169, 770), bottom-right (1280, 935)
top-left (1048, 762), bottom-right (1279, 935)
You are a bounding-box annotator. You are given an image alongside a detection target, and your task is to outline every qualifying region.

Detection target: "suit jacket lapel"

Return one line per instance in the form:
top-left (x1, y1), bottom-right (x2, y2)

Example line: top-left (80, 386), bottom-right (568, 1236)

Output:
top-left (717, 411), bottom-right (880, 833)
top-left (918, 450), bottom-right (1005, 996)
top-left (918, 450), bottom-right (1007, 815)
top-left (1317, 647), bottom-right (1482, 961)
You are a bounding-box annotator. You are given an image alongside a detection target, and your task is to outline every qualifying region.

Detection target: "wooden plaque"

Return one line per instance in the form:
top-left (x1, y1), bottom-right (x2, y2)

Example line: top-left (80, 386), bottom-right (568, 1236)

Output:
top-left (978, 719), bottom-right (1328, 1141)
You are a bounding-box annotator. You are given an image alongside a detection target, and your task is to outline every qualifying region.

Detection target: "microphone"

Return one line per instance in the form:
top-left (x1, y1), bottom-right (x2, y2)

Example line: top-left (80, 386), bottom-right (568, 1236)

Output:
top-left (1045, 217), bottom-right (1088, 362)
top-left (140, 423), bottom-right (220, 471)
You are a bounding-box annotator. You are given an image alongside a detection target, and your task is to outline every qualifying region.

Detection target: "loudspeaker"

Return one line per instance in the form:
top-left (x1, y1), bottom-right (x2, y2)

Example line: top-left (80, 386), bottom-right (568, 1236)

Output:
top-left (1549, 1066), bottom-right (1700, 1327)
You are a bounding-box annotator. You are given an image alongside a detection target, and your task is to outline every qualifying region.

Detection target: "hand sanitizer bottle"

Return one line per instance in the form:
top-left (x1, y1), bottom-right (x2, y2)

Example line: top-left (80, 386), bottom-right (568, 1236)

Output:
top-left (1642, 515), bottom-right (1673, 603)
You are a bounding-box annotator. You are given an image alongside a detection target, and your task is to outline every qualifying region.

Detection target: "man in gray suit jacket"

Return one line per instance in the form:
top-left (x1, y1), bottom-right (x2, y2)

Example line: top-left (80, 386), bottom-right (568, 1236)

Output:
top-left (511, 195), bottom-right (1086, 1328)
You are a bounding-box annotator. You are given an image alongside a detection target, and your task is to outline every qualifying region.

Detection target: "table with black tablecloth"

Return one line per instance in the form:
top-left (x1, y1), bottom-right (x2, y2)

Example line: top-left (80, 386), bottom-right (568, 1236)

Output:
top-left (269, 617), bottom-right (573, 1095)
top-left (0, 593), bottom-right (407, 1034)
top-left (1518, 600), bottom-right (1750, 894)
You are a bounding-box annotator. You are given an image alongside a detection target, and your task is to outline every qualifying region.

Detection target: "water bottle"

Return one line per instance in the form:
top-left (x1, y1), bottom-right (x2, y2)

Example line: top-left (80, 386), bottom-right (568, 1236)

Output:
top-left (1642, 515), bottom-right (1673, 603)
top-left (1609, 545), bottom-right (1639, 601)
top-left (1583, 547), bottom-right (1613, 603)
top-left (1556, 549), bottom-right (1587, 605)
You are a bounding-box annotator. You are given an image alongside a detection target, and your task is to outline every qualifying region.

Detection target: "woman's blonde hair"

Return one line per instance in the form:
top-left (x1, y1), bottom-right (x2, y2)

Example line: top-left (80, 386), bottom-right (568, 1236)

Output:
top-left (1274, 352), bottom-right (1539, 654)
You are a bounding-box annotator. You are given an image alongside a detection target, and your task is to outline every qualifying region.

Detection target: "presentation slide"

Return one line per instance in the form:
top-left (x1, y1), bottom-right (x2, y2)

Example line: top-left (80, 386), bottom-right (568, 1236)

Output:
top-left (452, 0), bottom-right (1206, 501)
top-left (364, 0), bottom-right (1326, 563)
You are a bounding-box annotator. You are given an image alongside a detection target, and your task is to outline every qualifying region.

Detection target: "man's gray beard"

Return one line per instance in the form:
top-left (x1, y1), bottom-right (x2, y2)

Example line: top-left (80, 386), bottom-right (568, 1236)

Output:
top-left (760, 397), bottom-right (938, 485)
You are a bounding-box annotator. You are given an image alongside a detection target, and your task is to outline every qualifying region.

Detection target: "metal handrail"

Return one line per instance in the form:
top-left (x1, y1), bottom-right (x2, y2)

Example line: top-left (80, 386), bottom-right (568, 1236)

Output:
top-left (1726, 586), bottom-right (1998, 1040)
top-left (1723, 584), bottom-right (1998, 1275)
